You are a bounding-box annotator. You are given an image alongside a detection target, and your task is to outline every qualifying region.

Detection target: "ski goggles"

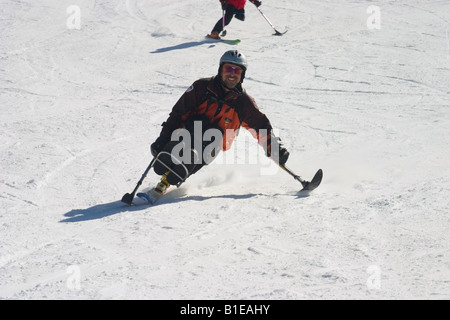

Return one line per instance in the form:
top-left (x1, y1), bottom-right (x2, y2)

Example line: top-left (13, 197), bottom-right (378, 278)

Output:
top-left (223, 64), bottom-right (243, 76)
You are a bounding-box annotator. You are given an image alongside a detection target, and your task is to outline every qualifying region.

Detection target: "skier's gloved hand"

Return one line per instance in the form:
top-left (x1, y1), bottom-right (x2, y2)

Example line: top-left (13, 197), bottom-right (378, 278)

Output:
top-left (151, 136), bottom-right (169, 157)
top-left (220, 0), bottom-right (228, 10)
top-left (251, 0), bottom-right (262, 7)
top-left (266, 137), bottom-right (289, 166)
top-left (278, 145), bottom-right (289, 166)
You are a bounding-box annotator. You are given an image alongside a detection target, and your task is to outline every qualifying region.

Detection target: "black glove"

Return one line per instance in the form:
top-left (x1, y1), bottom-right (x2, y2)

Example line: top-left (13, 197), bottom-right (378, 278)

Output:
top-left (267, 137), bottom-right (289, 165)
top-left (150, 136), bottom-right (169, 157)
top-left (277, 145), bottom-right (289, 166)
top-left (220, 0), bottom-right (227, 10)
top-left (252, 0), bottom-right (262, 7)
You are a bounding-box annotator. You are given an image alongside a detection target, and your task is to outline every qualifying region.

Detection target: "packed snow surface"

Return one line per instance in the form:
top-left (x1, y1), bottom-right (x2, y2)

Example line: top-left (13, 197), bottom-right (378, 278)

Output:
top-left (1, 0), bottom-right (449, 299)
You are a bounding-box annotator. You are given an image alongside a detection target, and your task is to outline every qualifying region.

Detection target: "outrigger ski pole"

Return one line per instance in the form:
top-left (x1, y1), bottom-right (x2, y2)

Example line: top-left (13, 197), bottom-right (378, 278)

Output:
top-left (121, 157), bottom-right (157, 205)
top-left (280, 165), bottom-right (323, 192)
top-left (256, 6), bottom-right (287, 36)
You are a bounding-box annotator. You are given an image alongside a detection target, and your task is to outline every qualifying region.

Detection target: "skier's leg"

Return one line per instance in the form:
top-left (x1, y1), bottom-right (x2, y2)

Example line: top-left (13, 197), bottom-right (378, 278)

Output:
top-left (164, 116), bottom-right (222, 185)
top-left (153, 139), bottom-right (197, 185)
top-left (153, 140), bottom-right (176, 175)
top-left (211, 5), bottom-right (236, 33)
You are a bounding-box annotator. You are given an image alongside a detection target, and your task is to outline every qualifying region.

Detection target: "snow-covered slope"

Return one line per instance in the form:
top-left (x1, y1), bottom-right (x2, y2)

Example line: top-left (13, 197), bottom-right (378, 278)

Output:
top-left (1, 0), bottom-right (449, 299)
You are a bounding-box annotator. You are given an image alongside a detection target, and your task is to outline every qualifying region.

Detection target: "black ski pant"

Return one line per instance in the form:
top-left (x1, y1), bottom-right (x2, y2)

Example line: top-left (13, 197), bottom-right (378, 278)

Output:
top-left (211, 4), bottom-right (245, 33)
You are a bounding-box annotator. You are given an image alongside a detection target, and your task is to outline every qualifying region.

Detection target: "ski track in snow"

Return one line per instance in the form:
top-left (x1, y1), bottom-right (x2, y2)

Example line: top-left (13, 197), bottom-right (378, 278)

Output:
top-left (1, 0), bottom-right (450, 299)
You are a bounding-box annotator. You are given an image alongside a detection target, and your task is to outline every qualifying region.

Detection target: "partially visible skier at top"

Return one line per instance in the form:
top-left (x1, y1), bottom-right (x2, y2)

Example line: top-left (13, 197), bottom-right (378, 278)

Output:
top-left (208, 0), bottom-right (262, 39)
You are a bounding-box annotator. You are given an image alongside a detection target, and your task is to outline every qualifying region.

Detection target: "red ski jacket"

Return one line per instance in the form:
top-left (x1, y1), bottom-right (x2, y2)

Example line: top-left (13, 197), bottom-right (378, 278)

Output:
top-left (221, 0), bottom-right (256, 10)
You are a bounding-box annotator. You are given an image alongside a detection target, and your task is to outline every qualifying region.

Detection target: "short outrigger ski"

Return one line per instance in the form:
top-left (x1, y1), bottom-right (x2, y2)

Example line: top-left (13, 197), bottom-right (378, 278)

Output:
top-left (280, 165), bottom-right (323, 192)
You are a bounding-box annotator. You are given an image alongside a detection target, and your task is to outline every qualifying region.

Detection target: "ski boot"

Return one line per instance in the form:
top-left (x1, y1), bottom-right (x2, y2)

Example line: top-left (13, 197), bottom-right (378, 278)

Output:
top-left (207, 31), bottom-right (221, 40)
top-left (137, 174), bottom-right (171, 204)
top-left (154, 175), bottom-right (170, 195)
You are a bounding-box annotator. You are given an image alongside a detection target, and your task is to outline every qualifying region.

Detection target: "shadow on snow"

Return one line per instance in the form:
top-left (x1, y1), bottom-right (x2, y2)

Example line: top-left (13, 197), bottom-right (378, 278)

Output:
top-left (60, 192), bottom-right (264, 223)
top-left (150, 40), bottom-right (218, 54)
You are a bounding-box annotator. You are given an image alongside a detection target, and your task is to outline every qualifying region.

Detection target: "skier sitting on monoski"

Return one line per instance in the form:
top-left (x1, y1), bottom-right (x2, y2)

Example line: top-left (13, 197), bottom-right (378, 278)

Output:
top-left (138, 50), bottom-right (289, 203)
